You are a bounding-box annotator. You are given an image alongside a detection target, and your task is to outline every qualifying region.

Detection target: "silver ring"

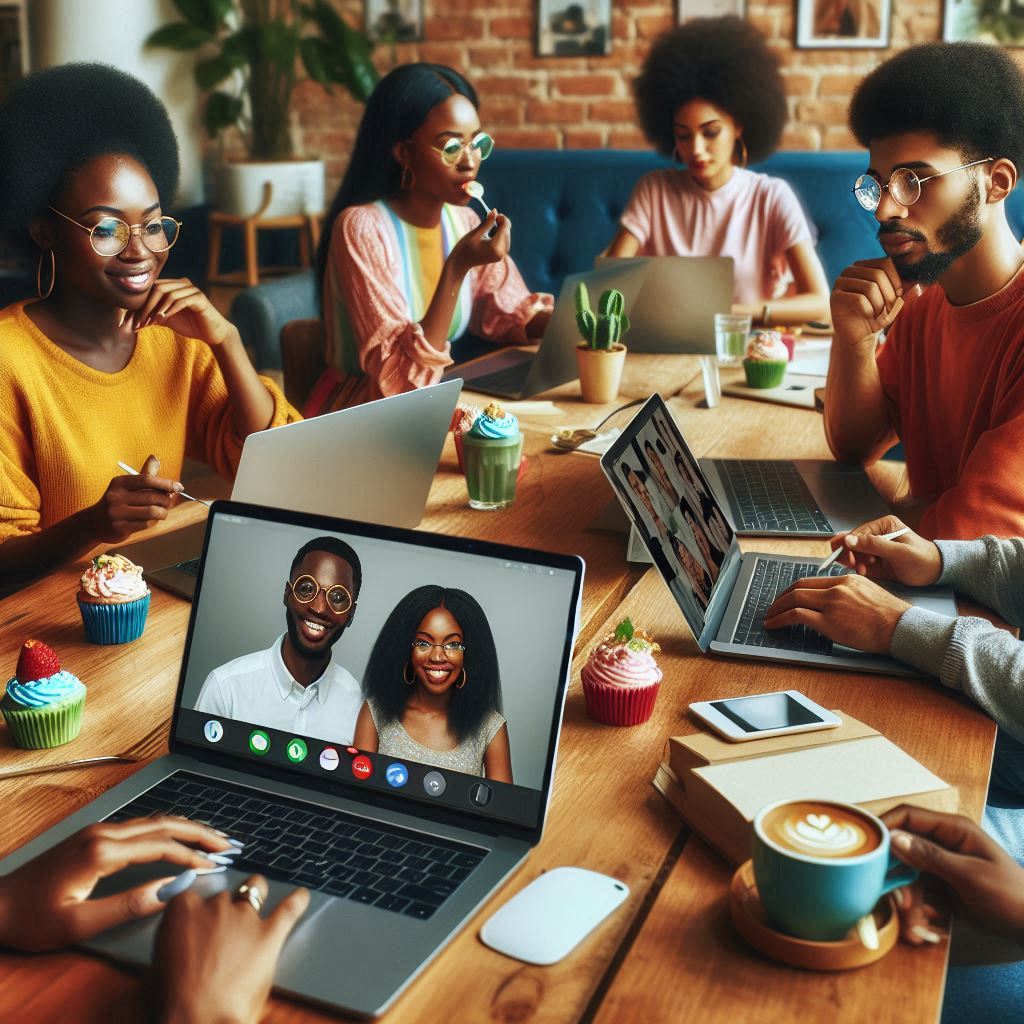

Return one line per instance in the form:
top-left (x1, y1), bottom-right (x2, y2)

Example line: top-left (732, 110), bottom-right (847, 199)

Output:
top-left (234, 882), bottom-right (265, 913)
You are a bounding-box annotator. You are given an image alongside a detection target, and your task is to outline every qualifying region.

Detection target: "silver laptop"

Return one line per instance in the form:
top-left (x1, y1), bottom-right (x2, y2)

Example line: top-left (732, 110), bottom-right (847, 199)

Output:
top-left (0, 501), bottom-right (584, 1017)
top-left (448, 261), bottom-right (649, 399)
top-left (593, 256), bottom-right (734, 354)
top-left (118, 379), bottom-right (462, 598)
top-left (601, 394), bottom-right (957, 674)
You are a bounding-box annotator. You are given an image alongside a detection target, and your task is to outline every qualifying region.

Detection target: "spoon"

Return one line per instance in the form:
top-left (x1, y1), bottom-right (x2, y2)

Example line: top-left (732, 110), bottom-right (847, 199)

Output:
top-left (463, 180), bottom-right (491, 215)
top-left (551, 397), bottom-right (647, 452)
top-left (0, 754), bottom-right (139, 781)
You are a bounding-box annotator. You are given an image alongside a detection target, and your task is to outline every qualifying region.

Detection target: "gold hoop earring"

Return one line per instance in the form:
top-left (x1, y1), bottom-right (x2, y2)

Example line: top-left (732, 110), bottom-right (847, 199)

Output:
top-left (37, 249), bottom-right (55, 299)
top-left (400, 164), bottom-right (414, 191)
top-left (735, 137), bottom-right (748, 169)
top-left (455, 668), bottom-right (467, 690)
top-left (403, 663), bottom-right (415, 685)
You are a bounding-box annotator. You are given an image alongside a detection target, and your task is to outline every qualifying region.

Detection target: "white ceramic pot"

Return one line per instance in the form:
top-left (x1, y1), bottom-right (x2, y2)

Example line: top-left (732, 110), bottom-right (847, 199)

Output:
top-left (217, 159), bottom-right (325, 218)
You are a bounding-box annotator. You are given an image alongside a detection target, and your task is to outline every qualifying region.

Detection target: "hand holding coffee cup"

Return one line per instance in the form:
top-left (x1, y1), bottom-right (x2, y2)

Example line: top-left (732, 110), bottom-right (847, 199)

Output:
top-left (753, 799), bottom-right (918, 942)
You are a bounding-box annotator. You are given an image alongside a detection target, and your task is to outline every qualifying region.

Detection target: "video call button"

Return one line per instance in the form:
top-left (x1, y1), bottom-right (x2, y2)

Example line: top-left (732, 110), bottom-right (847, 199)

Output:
top-left (423, 771), bottom-right (446, 797)
top-left (352, 754), bottom-right (373, 781)
top-left (385, 763), bottom-right (409, 788)
top-left (203, 720), bottom-right (223, 743)
top-left (286, 738), bottom-right (308, 764)
top-left (248, 730), bottom-right (270, 755)
top-left (469, 782), bottom-right (493, 807)
top-left (319, 746), bottom-right (340, 771)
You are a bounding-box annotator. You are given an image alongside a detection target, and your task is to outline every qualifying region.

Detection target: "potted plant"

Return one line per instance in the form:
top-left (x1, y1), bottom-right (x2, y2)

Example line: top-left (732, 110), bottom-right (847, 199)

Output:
top-left (147, 0), bottom-right (378, 218)
top-left (575, 282), bottom-right (631, 403)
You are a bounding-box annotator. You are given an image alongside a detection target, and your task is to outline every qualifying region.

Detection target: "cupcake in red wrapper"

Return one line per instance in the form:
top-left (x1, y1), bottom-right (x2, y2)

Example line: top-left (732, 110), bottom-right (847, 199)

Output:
top-left (581, 617), bottom-right (663, 726)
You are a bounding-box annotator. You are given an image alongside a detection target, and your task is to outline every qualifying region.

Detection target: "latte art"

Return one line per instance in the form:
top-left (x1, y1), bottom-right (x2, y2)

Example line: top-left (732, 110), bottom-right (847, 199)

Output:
top-left (761, 802), bottom-right (881, 859)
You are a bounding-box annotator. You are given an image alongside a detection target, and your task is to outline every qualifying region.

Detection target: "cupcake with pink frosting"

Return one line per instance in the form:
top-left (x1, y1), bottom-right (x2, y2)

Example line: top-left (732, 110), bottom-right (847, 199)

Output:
top-left (581, 617), bottom-right (663, 726)
top-left (743, 331), bottom-right (789, 389)
top-left (77, 553), bottom-right (151, 645)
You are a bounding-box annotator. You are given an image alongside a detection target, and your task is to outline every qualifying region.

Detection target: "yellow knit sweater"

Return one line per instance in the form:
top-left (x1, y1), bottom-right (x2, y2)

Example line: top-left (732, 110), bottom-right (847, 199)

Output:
top-left (0, 300), bottom-right (300, 543)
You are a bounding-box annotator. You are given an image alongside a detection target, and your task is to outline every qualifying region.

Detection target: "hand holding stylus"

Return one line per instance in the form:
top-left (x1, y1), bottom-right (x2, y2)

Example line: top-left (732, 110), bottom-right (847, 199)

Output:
top-left (86, 454), bottom-right (184, 542)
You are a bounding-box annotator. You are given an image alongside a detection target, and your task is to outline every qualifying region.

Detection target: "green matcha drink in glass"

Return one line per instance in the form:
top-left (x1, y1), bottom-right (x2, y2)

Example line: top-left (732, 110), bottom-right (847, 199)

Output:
top-left (463, 402), bottom-right (523, 510)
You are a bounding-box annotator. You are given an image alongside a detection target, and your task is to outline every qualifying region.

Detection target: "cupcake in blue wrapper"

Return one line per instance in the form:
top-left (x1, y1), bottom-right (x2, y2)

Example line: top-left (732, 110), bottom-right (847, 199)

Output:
top-left (77, 553), bottom-right (150, 645)
top-left (2, 639), bottom-right (86, 748)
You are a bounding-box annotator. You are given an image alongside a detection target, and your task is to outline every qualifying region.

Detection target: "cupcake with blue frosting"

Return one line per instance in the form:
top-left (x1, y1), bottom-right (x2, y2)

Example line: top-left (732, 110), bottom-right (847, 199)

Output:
top-left (2, 639), bottom-right (86, 748)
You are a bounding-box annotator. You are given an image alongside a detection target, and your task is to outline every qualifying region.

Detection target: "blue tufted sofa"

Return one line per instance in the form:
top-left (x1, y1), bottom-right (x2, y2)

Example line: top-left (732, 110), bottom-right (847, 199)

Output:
top-left (231, 149), bottom-right (1024, 372)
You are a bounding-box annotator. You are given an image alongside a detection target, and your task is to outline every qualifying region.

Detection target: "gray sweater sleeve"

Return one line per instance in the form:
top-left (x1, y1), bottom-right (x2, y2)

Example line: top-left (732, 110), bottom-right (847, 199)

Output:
top-left (890, 536), bottom-right (1024, 744)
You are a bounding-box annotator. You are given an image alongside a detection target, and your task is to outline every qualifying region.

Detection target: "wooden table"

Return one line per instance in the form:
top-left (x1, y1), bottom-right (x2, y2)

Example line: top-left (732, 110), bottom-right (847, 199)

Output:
top-left (0, 353), bottom-right (997, 1023)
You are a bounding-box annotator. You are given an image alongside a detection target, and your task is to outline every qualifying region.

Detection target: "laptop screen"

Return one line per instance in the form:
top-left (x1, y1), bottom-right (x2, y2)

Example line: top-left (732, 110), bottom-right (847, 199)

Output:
top-left (172, 505), bottom-right (582, 834)
top-left (600, 394), bottom-right (736, 643)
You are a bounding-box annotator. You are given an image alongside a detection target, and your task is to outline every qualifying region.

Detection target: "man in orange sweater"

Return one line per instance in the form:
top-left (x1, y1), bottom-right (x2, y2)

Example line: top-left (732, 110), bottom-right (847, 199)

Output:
top-left (825, 42), bottom-right (1024, 540)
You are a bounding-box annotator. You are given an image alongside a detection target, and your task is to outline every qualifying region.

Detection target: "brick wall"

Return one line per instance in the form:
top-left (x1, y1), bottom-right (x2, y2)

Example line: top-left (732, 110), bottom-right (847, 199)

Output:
top-left (212, 0), bottom-right (983, 197)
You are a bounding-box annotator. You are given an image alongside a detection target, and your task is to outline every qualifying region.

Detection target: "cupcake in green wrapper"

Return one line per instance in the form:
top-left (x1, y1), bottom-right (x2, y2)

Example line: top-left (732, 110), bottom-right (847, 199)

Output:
top-left (78, 553), bottom-right (150, 645)
top-left (2, 639), bottom-right (86, 749)
top-left (743, 331), bottom-right (789, 389)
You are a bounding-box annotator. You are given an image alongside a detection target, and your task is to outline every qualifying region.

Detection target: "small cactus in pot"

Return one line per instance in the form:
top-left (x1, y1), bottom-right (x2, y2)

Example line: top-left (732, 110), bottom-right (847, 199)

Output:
top-left (575, 282), bottom-right (631, 403)
top-left (576, 282), bottom-right (631, 350)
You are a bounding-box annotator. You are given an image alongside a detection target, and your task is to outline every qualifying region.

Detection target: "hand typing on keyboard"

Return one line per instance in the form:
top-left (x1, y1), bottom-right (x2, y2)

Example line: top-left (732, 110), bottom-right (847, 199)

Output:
top-left (763, 572), bottom-right (912, 655)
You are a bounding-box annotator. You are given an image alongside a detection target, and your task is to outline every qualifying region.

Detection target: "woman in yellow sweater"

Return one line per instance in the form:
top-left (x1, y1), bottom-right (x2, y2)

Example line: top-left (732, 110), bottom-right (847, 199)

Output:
top-left (0, 64), bottom-right (299, 575)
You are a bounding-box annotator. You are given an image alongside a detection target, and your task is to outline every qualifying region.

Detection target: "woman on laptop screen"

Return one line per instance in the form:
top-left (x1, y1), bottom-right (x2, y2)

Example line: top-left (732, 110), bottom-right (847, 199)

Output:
top-left (0, 65), bottom-right (299, 576)
top-left (311, 63), bottom-right (553, 414)
top-left (353, 585), bottom-right (514, 782)
top-left (605, 18), bottom-right (829, 326)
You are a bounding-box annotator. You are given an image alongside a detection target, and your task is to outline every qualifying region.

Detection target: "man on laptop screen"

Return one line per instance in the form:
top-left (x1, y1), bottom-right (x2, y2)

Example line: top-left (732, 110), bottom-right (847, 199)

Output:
top-left (195, 536), bottom-right (363, 744)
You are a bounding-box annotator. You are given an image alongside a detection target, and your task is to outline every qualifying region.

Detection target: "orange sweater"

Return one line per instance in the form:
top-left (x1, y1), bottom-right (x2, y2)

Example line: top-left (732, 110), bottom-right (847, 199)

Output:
top-left (876, 265), bottom-right (1024, 540)
top-left (0, 300), bottom-right (300, 543)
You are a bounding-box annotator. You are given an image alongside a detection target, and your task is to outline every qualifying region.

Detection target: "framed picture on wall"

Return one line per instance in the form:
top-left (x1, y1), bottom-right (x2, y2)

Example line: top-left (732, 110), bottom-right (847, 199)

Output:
top-left (795, 0), bottom-right (892, 47)
top-left (365, 0), bottom-right (423, 43)
top-left (676, 0), bottom-right (746, 20)
top-left (943, 0), bottom-right (1024, 44)
top-left (535, 0), bottom-right (612, 57)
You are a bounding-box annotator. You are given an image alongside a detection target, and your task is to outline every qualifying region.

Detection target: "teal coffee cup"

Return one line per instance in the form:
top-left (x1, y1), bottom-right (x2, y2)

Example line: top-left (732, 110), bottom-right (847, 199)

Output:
top-left (752, 798), bottom-right (918, 942)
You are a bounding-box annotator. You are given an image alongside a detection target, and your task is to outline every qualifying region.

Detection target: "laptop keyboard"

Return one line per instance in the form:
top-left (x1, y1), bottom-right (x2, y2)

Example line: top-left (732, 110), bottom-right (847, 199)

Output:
top-left (713, 460), bottom-right (833, 534)
top-left (732, 558), bottom-right (846, 655)
top-left (104, 772), bottom-right (487, 920)
top-left (175, 558), bottom-right (200, 577)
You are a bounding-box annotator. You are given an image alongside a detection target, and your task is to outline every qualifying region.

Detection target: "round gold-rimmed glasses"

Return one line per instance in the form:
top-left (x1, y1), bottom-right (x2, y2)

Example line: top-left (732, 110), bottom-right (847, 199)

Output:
top-left (430, 131), bottom-right (495, 166)
top-left (48, 205), bottom-right (182, 257)
top-left (851, 157), bottom-right (993, 212)
top-left (286, 575), bottom-right (353, 615)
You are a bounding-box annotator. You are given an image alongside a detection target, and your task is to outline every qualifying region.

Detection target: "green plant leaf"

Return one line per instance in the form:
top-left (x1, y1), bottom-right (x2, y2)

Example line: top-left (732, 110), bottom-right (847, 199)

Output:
top-left (575, 280), bottom-right (592, 317)
top-left (614, 618), bottom-right (634, 642)
top-left (145, 22), bottom-right (213, 50)
top-left (172, 0), bottom-right (232, 31)
top-left (576, 308), bottom-right (596, 345)
top-left (301, 0), bottom-right (379, 101)
top-left (257, 21), bottom-right (300, 70)
top-left (300, 37), bottom-right (331, 84)
top-left (222, 28), bottom-right (257, 65)
top-left (195, 54), bottom-right (238, 91)
top-left (204, 90), bottom-right (244, 138)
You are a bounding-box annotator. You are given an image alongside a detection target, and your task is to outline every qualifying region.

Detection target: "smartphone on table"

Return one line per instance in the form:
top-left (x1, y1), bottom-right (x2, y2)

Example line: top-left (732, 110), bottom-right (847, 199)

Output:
top-left (689, 689), bottom-right (840, 742)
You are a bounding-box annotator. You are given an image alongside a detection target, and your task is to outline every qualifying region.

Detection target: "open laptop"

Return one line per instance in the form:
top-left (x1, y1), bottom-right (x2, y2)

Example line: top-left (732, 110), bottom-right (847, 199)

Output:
top-left (593, 255), bottom-right (734, 354)
top-left (0, 501), bottom-right (584, 1017)
top-left (117, 379), bottom-right (462, 599)
top-left (600, 394), bottom-right (957, 675)
top-left (448, 261), bottom-right (649, 399)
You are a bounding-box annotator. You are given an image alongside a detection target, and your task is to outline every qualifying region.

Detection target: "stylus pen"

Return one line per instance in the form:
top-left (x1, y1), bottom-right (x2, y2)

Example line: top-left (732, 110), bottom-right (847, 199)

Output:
top-left (817, 526), bottom-right (911, 575)
top-left (116, 461), bottom-right (211, 507)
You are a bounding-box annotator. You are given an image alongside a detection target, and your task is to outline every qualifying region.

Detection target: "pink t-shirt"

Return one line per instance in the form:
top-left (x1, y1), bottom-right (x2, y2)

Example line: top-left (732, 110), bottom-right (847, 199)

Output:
top-left (619, 167), bottom-right (814, 307)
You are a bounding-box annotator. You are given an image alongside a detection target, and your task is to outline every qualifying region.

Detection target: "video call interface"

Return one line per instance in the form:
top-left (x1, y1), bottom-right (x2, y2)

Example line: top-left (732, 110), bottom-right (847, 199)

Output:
top-left (605, 402), bottom-right (734, 638)
top-left (174, 513), bottom-right (579, 830)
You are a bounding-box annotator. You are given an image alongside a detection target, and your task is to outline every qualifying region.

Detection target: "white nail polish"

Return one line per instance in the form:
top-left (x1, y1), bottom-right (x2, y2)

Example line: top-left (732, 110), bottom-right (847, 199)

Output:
top-left (910, 925), bottom-right (942, 944)
top-left (194, 865), bottom-right (228, 876)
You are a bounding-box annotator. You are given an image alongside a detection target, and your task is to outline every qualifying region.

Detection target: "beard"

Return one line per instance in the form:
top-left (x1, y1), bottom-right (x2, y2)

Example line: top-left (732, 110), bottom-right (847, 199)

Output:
top-left (879, 179), bottom-right (984, 285)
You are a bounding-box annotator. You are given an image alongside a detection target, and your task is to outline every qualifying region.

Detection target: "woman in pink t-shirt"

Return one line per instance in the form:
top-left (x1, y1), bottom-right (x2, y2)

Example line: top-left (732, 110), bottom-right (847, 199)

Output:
top-left (606, 18), bottom-right (829, 327)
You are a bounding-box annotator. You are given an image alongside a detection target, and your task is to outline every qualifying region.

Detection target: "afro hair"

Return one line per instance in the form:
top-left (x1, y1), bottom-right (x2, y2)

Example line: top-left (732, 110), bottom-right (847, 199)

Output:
top-left (632, 17), bottom-right (787, 165)
top-left (849, 43), bottom-right (1024, 170)
top-left (0, 63), bottom-right (179, 254)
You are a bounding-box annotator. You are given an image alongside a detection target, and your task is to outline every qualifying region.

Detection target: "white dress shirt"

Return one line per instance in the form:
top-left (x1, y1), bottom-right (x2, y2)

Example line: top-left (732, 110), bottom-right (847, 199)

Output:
top-left (195, 633), bottom-right (362, 744)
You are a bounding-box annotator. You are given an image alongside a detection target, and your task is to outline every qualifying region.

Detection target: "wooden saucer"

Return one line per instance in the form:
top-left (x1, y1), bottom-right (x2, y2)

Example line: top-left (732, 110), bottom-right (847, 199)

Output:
top-left (729, 860), bottom-right (899, 971)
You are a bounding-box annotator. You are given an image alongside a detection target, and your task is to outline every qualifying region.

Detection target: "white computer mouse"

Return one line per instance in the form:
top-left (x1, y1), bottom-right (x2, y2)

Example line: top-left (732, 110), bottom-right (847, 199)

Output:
top-left (480, 866), bottom-right (629, 965)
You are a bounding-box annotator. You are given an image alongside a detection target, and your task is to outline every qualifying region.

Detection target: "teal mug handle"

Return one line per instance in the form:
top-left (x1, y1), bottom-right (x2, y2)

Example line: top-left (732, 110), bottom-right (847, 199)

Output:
top-left (881, 855), bottom-right (918, 895)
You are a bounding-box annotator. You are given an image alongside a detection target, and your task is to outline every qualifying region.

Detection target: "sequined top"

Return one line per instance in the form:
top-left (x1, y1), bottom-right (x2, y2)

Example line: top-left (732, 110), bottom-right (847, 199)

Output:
top-left (367, 698), bottom-right (506, 777)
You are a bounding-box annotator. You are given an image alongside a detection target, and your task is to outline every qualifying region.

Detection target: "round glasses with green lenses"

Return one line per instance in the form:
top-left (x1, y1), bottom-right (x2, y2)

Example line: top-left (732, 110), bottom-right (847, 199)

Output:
top-left (436, 132), bottom-right (494, 166)
top-left (288, 575), bottom-right (353, 615)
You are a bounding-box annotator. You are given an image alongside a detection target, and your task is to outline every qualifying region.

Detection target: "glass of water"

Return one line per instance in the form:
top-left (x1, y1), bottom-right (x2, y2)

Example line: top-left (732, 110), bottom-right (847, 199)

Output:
top-left (714, 312), bottom-right (752, 364)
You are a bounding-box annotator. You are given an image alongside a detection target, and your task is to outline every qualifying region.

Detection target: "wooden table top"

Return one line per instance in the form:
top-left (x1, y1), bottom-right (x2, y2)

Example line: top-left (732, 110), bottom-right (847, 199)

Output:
top-left (0, 352), bottom-right (996, 1023)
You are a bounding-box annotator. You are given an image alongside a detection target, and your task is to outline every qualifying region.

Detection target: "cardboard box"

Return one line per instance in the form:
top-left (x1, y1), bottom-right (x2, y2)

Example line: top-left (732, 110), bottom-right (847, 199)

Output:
top-left (653, 712), bottom-right (958, 865)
